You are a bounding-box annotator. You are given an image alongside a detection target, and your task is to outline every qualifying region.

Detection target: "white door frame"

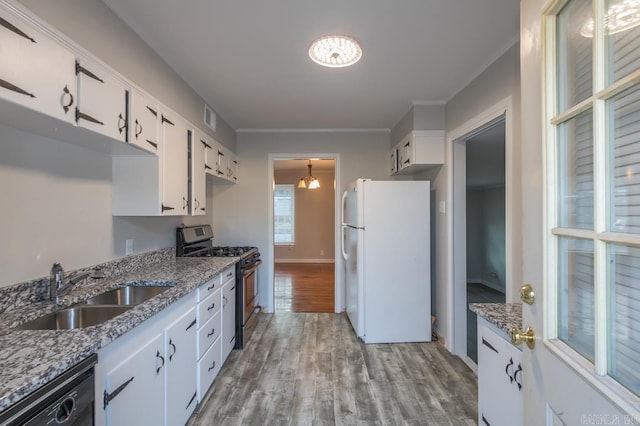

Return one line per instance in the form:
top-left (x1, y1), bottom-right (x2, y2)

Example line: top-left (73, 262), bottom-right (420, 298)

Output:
top-left (266, 153), bottom-right (342, 314)
top-left (446, 96), bottom-right (519, 358)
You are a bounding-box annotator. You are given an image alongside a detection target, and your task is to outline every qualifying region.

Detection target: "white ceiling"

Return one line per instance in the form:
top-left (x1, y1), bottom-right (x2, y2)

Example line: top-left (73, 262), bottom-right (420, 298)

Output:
top-left (102, 0), bottom-right (520, 130)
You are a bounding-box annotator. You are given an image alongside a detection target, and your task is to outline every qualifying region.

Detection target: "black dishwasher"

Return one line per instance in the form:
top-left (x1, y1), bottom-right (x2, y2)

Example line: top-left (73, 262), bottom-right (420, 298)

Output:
top-left (0, 354), bottom-right (97, 426)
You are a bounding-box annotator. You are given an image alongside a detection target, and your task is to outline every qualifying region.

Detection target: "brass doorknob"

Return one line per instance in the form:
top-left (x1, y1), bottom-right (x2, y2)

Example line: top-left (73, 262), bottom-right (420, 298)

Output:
top-left (510, 326), bottom-right (535, 349)
top-left (520, 284), bottom-right (535, 305)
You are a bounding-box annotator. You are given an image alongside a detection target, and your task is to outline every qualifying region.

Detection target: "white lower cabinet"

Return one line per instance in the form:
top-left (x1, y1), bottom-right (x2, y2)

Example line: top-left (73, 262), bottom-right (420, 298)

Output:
top-left (196, 276), bottom-right (223, 401)
top-left (222, 274), bottom-right (236, 362)
top-left (477, 318), bottom-right (523, 426)
top-left (95, 291), bottom-right (197, 426)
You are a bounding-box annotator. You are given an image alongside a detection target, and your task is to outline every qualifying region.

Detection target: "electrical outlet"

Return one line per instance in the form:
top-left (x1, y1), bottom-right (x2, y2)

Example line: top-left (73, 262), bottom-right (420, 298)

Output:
top-left (125, 239), bottom-right (133, 256)
top-left (439, 201), bottom-right (446, 214)
top-left (320, 249), bottom-right (324, 256)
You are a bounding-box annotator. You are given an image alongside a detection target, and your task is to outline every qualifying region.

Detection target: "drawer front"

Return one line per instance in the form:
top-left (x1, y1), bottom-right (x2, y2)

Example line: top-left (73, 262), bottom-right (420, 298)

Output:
top-left (198, 275), bottom-right (221, 302)
top-left (198, 289), bottom-right (221, 326)
top-left (198, 311), bottom-right (221, 359)
top-left (198, 337), bottom-right (222, 401)
top-left (221, 266), bottom-right (235, 285)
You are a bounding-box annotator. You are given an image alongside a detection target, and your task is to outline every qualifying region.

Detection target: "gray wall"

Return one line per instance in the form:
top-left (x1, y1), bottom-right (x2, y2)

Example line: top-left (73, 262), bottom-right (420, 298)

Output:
top-left (273, 170), bottom-right (335, 262)
top-left (390, 104), bottom-right (446, 146)
top-left (212, 130), bottom-right (391, 312)
top-left (18, 0), bottom-right (235, 149)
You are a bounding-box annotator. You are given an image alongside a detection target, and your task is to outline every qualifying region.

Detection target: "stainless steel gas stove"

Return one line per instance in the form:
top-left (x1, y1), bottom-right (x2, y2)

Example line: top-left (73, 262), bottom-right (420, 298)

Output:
top-left (176, 225), bottom-right (261, 348)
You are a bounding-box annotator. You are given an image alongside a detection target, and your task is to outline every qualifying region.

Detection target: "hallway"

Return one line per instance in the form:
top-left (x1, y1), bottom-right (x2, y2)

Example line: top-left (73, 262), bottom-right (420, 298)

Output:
top-left (275, 263), bottom-right (334, 313)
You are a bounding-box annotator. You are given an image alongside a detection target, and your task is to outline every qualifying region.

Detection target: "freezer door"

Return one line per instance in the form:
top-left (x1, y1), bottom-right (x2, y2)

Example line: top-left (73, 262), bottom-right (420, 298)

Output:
top-left (344, 225), bottom-right (363, 336)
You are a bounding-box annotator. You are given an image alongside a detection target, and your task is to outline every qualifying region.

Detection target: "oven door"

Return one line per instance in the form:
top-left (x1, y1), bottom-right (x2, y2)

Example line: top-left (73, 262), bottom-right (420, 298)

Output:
top-left (242, 261), bottom-right (261, 324)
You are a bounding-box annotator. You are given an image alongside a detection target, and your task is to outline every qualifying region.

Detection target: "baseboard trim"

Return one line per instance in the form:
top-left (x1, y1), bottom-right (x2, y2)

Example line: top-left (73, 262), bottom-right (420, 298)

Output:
top-left (274, 259), bottom-right (335, 264)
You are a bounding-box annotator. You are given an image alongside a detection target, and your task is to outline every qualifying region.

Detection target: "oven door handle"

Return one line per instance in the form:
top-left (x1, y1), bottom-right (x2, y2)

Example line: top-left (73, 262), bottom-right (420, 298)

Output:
top-left (243, 259), bottom-right (262, 275)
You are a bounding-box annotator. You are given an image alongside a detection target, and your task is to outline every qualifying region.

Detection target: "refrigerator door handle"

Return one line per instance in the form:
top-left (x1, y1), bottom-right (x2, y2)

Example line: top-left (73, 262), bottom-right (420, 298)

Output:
top-left (341, 225), bottom-right (348, 260)
top-left (341, 190), bottom-right (348, 225)
top-left (345, 224), bottom-right (365, 230)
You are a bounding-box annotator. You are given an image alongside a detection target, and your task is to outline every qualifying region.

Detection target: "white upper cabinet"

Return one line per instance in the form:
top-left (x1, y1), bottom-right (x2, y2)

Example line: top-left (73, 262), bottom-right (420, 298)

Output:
top-left (130, 89), bottom-right (159, 155)
top-left (190, 128), bottom-right (207, 216)
top-left (75, 57), bottom-right (129, 143)
top-left (161, 111), bottom-right (189, 215)
top-left (391, 130), bottom-right (445, 175)
top-left (0, 7), bottom-right (76, 124)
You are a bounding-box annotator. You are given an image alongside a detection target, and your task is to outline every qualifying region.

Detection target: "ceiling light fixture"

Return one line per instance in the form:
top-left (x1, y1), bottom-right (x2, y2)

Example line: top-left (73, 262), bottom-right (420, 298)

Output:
top-left (308, 35), bottom-right (362, 68)
top-left (580, 0), bottom-right (640, 37)
top-left (298, 160), bottom-right (321, 189)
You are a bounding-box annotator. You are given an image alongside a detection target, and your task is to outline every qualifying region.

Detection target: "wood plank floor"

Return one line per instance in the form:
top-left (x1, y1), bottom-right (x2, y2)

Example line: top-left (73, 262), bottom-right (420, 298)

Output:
top-left (189, 312), bottom-right (478, 425)
top-left (275, 263), bottom-right (334, 313)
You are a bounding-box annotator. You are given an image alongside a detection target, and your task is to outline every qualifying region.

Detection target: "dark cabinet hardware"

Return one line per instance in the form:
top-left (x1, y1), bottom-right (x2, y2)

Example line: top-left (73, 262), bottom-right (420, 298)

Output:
top-left (194, 199), bottom-right (200, 210)
top-left (182, 196), bottom-right (188, 210)
top-left (161, 204), bottom-right (175, 212)
top-left (75, 61), bottom-right (104, 83)
top-left (217, 170), bottom-right (225, 176)
top-left (161, 115), bottom-right (174, 125)
top-left (223, 295), bottom-right (227, 307)
top-left (207, 361), bottom-right (216, 371)
top-left (200, 207), bottom-right (206, 211)
top-left (76, 108), bottom-right (104, 126)
top-left (481, 337), bottom-right (498, 353)
top-left (207, 303), bottom-right (216, 311)
top-left (233, 160), bottom-right (238, 164)
top-left (207, 283), bottom-right (216, 291)
top-left (514, 363), bottom-right (523, 390)
top-left (230, 286), bottom-right (235, 291)
top-left (201, 139), bottom-right (212, 149)
top-left (186, 318), bottom-right (197, 331)
top-left (0, 78), bottom-right (34, 98)
top-left (186, 392), bottom-right (197, 410)
top-left (481, 414), bottom-right (490, 426)
top-left (146, 139), bottom-right (157, 149)
top-left (117, 113), bottom-right (127, 134)
top-left (403, 159), bottom-right (410, 164)
top-left (505, 357), bottom-right (514, 382)
top-left (207, 328), bottom-right (216, 337)
top-left (404, 141), bottom-right (410, 148)
top-left (0, 17), bottom-right (36, 42)
top-left (103, 376), bottom-right (134, 409)
top-left (156, 350), bottom-right (165, 374)
top-left (146, 105), bottom-right (157, 117)
top-left (61, 85), bottom-right (73, 113)
top-left (230, 336), bottom-right (235, 344)
top-left (226, 272), bottom-right (233, 278)
top-left (135, 119), bottom-right (143, 138)
top-left (205, 164), bottom-right (212, 170)
top-left (168, 338), bottom-right (176, 361)
top-left (234, 177), bottom-right (237, 181)
top-left (218, 150), bottom-right (224, 156)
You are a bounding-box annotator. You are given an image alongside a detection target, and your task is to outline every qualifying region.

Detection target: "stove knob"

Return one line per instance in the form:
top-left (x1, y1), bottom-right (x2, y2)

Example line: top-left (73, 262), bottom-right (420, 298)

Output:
top-left (56, 397), bottom-right (75, 422)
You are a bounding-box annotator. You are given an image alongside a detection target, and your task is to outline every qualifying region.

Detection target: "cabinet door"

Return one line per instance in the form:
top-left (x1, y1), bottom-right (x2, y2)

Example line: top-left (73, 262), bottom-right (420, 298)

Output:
top-left (0, 9), bottom-right (76, 124)
top-left (222, 279), bottom-right (236, 361)
top-left (130, 90), bottom-right (159, 154)
top-left (229, 155), bottom-right (238, 183)
top-left (190, 129), bottom-right (207, 215)
top-left (398, 137), bottom-right (412, 170)
top-left (390, 149), bottom-right (398, 174)
top-left (103, 333), bottom-right (164, 426)
top-left (214, 144), bottom-right (227, 180)
top-left (161, 112), bottom-right (189, 215)
top-left (165, 306), bottom-right (198, 426)
top-left (76, 58), bottom-right (128, 143)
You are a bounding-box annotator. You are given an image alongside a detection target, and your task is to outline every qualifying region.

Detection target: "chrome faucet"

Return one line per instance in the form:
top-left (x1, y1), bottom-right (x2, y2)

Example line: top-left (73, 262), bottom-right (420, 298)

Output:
top-left (50, 263), bottom-right (91, 304)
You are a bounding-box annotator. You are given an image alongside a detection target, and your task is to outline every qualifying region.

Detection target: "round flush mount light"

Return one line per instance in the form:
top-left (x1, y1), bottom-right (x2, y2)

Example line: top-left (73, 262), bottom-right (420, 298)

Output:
top-left (308, 35), bottom-right (362, 68)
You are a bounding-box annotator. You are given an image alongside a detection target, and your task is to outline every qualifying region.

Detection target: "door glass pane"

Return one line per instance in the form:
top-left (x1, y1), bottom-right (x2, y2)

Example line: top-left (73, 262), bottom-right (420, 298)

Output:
top-left (609, 84), bottom-right (640, 233)
top-left (557, 109), bottom-right (594, 229)
top-left (558, 236), bottom-right (595, 362)
top-left (608, 244), bottom-right (640, 397)
top-left (605, 0), bottom-right (640, 83)
top-left (557, 0), bottom-right (593, 113)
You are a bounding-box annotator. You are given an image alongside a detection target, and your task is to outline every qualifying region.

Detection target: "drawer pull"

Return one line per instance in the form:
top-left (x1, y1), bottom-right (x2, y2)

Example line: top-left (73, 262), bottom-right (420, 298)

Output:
top-left (155, 350), bottom-right (165, 374)
top-left (168, 338), bottom-right (176, 361)
top-left (208, 361), bottom-right (216, 371)
top-left (207, 303), bottom-right (216, 311)
top-left (207, 283), bottom-right (216, 291)
top-left (226, 271), bottom-right (233, 277)
top-left (514, 363), bottom-right (523, 390)
top-left (505, 357), bottom-right (514, 382)
top-left (207, 328), bottom-right (216, 337)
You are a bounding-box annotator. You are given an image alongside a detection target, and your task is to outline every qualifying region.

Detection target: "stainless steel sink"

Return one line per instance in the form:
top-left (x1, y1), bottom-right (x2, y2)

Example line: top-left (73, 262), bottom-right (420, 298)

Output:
top-left (14, 306), bottom-right (132, 330)
top-left (81, 285), bottom-right (169, 306)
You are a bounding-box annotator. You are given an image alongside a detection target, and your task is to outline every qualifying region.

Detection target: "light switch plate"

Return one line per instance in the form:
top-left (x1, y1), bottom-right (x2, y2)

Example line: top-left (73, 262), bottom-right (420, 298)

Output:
top-left (125, 239), bottom-right (133, 256)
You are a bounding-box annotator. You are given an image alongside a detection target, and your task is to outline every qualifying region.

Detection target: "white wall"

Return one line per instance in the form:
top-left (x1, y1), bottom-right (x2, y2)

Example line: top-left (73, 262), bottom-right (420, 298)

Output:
top-left (211, 130), bottom-right (390, 313)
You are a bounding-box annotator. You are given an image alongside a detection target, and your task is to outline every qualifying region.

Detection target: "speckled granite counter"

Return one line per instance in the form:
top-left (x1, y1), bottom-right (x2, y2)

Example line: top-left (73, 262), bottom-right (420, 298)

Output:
top-left (0, 255), bottom-right (237, 412)
top-left (469, 302), bottom-right (522, 336)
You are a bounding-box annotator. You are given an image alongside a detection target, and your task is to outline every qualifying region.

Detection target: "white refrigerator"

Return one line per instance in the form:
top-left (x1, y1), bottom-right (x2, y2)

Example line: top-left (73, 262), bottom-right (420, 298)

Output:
top-left (341, 178), bottom-right (431, 344)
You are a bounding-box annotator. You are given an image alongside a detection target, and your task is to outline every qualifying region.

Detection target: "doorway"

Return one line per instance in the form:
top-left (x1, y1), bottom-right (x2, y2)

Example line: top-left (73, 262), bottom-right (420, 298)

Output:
top-left (272, 158), bottom-right (336, 313)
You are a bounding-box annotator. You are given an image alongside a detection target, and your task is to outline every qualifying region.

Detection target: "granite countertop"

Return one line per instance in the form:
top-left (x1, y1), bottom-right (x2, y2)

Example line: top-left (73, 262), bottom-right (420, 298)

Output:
top-left (469, 302), bottom-right (522, 336)
top-left (0, 255), bottom-right (237, 412)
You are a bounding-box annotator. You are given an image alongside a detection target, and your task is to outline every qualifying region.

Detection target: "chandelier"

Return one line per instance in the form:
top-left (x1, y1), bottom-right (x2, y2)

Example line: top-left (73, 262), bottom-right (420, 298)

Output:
top-left (298, 160), bottom-right (320, 189)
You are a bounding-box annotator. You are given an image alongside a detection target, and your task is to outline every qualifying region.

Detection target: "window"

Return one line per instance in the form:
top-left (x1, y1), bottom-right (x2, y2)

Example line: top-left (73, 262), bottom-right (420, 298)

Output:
top-left (546, 0), bottom-right (640, 397)
top-left (274, 184), bottom-right (295, 244)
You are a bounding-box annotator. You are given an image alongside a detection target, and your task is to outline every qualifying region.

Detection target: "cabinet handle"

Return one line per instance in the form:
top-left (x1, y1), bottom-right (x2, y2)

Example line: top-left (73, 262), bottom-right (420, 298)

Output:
top-left (223, 295), bottom-right (227, 307)
top-left (61, 85), bottom-right (73, 113)
top-left (230, 285), bottom-right (235, 291)
top-left (207, 328), bottom-right (216, 337)
top-left (208, 361), bottom-right (216, 371)
top-left (146, 139), bottom-right (158, 149)
top-left (207, 302), bottom-right (216, 311)
top-left (403, 159), bottom-right (410, 165)
top-left (200, 207), bottom-right (206, 212)
top-left (195, 199), bottom-right (200, 210)
top-left (168, 338), bottom-right (176, 361)
top-left (404, 141), bottom-right (410, 148)
top-left (186, 318), bottom-right (197, 331)
top-left (156, 350), bottom-right (165, 374)
top-left (182, 197), bottom-right (188, 210)
top-left (75, 61), bottom-right (104, 83)
top-left (76, 109), bottom-right (104, 126)
top-left (135, 119), bottom-right (143, 138)
top-left (0, 78), bottom-right (35, 98)
top-left (513, 363), bottom-right (523, 390)
top-left (481, 414), bottom-right (491, 426)
top-left (505, 357), bottom-right (514, 382)
top-left (118, 113), bottom-right (127, 134)
top-left (103, 376), bottom-right (134, 409)
top-left (207, 283), bottom-right (216, 291)
top-left (0, 17), bottom-right (36, 42)
top-left (161, 204), bottom-right (175, 212)
top-left (186, 391), bottom-right (197, 410)
top-left (226, 272), bottom-right (233, 278)
top-left (146, 105), bottom-right (157, 117)
top-left (161, 115), bottom-right (174, 125)
top-left (481, 337), bottom-right (499, 354)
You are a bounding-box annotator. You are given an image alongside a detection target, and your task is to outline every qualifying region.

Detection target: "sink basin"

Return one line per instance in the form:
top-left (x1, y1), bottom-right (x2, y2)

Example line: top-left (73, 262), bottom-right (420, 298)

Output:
top-left (81, 285), bottom-right (169, 306)
top-left (14, 306), bottom-right (131, 330)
